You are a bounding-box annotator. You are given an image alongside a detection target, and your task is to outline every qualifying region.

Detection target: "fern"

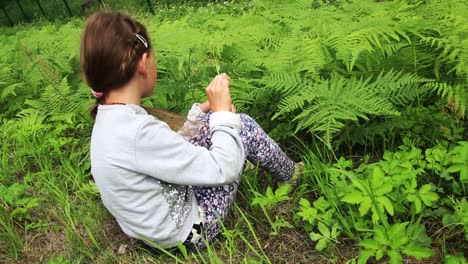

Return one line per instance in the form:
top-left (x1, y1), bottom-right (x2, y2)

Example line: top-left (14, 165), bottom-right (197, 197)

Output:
top-left (268, 69), bottom-right (436, 146)
top-left (0, 0), bottom-right (465, 149)
top-left (425, 82), bottom-right (468, 117)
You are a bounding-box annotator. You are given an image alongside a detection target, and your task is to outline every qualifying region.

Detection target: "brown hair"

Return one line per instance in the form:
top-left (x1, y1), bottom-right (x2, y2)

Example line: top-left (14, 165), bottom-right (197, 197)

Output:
top-left (80, 11), bottom-right (152, 118)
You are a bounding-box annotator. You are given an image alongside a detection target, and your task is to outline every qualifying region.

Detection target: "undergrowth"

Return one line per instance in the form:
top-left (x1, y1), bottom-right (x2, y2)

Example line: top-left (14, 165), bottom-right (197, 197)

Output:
top-left (0, 0), bottom-right (466, 263)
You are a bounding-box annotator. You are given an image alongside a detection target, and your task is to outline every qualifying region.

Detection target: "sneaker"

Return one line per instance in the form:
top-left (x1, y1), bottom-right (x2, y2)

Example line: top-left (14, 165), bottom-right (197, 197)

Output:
top-left (279, 162), bottom-right (304, 187)
top-left (242, 160), bottom-right (257, 172)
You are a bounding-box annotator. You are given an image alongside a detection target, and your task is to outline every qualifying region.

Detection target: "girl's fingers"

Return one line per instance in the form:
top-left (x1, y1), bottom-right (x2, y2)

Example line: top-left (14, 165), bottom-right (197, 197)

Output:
top-left (206, 73), bottom-right (233, 112)
top-left (220, 73), bottom-right (231, 81)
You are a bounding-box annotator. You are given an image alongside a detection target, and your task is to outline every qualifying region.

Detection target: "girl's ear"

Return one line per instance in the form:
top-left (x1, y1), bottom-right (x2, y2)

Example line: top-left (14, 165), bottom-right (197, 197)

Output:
top-left (137, 52), bottom-right (149, 77)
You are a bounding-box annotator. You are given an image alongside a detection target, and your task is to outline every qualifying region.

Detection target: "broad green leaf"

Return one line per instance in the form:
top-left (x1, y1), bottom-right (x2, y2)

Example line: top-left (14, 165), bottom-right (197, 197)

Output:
top-left (444, 255), bottom-right (467, 264)
top-left (14, 197), bottom-right (33, 206)
top-left (413, 197), bottom-right (422, 214)
top-left (341, 190), bottom-right (363, 204)
top-left (420, 192), bottom-right (439, 206)
top-left (371, 166), bottom-right (385, 188)
top-left (313, 197), bottom-right (331, 212)
top-left (358, 249), bottom-right (375, 264)
top-left (402, 244), bottom-right (433, 259)
top-left (407, 223), bottom-right (432, 246)
top-left (265, 187), bottom-right (274, 198)
top-left (399, 161), bottom-right (413, 170)
top-left (447, 164), bottom-right (465, 173)
top-left (388, 222), bottom-right (409, 249)
top-left (406, 194), bottom-right (416, 202)
top-left (419, 184), bottom-right (432, 194)
top-left (318, 222), bottom-right (330, 237)
top-left (375, 183), bottom-right (393, 196)
top-left (272, 217), bottom-right (293, 230)
top-left (389, 231), bottom-right (409, 250)
top-left (371, 207), bottom-right (382, 224)
top-left (377, 196), bottom-right (394, 216)
top-left (388, 249), bottom-right (403, 264)
top-left (299, 198), bottom-right (311, 208)
top-left (376, 248), bottom-right (385, 260)
top-left (315, 237), bottom-right (328, 251)
top-left (10, 208), bottom-right (28, 219)
top-left (322, 208), bottom-right (336, 224)
top-left (374, 225), bottom-right (388, 245)
top-left (359, 239), bottom-right (381, 250)
top-left (460, 168), bottom-right (468, 182)
top-left (309, 232), bottom-right (322, 241)
top-left (331, 225), bottom-right (340, 238)
top-left (297, 207), bottom-right (318, 225)
top-left (442, 214), bottom-right (459, 226)
top-left (275, 184), bottom-right (291, 197)
top-left (359, 198), bottom-right (371, 216)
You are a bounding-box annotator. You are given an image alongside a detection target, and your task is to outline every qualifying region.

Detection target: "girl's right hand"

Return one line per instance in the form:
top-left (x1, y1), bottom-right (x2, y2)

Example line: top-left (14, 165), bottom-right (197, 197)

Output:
top-left (206, 73), bottom-right (232, 112)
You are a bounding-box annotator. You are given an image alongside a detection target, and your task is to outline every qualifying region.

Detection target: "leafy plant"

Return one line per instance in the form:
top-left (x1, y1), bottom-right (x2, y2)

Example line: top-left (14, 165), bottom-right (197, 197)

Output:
top-left (251, 184), bottom-right (293, 235)
top-left (358, 222), bottom-right (432, 264)
top-left (0, 0), bottom-right (466, 262)
top-left (298, 140), bottom-right (466, 260)
top-left (0, 183), bottom-right (39, 222)
top-left (309, 222), bottom-right (340, 251)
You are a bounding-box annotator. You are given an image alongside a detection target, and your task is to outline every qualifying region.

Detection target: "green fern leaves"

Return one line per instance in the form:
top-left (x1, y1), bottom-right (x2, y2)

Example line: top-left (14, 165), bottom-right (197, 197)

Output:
top-left (270, 71), bottom-right (427, 147)
top-left (0, 0), bottom-right (466, 148)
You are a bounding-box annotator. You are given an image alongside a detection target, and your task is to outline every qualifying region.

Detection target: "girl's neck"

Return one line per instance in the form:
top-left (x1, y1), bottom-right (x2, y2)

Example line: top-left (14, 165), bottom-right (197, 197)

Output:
top-left (104, 81), bottom-right (142, 105)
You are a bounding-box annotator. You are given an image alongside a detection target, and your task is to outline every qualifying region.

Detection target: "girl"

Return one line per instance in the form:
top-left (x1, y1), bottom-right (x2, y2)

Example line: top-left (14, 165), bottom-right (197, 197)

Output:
top-left (81, 11), bottom-right (300, 252)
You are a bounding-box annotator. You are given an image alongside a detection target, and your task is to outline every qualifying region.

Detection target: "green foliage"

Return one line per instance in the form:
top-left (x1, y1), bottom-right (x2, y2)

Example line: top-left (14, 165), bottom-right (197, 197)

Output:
top-left (297, 140), bottom-right (467, 261)
top-left (0, 183), bottom-right (39, 222)
top-left (442, 198), bottom-right (468, 241)
top-left (309, 222), bottom-right (340, 251)
top-left (141, 0), bottom-right (468, 148)
top-left (251, 184), bottom-right (291, 207)
top-left (358, 222), bottom-right (432, 264)
top-left (0, 0), bottom-right (466, 262)
top-left (445, 255), bottom-right (468, 264)
top-left (250, 184), bottom-right (293, 235)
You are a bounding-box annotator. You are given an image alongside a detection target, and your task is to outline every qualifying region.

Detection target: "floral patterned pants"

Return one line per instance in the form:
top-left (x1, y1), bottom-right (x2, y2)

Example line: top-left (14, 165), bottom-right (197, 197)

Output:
top-left (187, 113), bottom-right (295, 250)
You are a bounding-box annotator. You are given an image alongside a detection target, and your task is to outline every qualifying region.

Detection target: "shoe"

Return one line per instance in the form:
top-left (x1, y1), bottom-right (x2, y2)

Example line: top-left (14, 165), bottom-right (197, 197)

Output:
top-left (242, 160), bottom-right (257, 172)
top-left (279, 162), bottom-right (304, 187)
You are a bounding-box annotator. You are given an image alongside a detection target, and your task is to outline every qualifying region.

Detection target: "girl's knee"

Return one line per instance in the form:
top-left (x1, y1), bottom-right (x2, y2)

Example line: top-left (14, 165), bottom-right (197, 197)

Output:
top-left (239, 113), bottom-right (256, 125)
top-left (239, 113), bottom-right (263, 134)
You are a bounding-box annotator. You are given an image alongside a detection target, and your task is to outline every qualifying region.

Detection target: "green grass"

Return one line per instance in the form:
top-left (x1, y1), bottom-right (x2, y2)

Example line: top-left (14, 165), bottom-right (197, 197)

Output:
top-left (0, 0), bottom-right (467, 263)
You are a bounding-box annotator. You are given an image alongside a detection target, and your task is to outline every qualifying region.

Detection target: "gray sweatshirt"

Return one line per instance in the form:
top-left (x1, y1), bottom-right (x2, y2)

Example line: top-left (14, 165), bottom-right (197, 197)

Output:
top-left (90, 103), bottom-right (245, 248)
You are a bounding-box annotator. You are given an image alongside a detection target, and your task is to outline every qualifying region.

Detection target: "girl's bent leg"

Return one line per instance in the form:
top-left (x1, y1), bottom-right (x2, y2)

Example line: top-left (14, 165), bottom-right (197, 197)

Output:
top-left (238, 113), bottom-right (295, 181)
top-left (188, 112), bottom-right (295, 250)
top-left (191, 181), bottom-right (240, 250)
top-left (189, 113), bottom-right (295, 182)
top-left (188, 115), bottom-right (240, 250)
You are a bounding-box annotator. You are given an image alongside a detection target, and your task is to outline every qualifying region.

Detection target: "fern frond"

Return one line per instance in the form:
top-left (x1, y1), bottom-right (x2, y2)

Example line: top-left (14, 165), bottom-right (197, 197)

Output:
top-left (425, 81), bottom-right (468, 117)
top-left (259, 72), bottom-right (305, 95)
top-left (272, 73), bottom-right (408, 145)
top-left (372, 70), bottom-right (432, 105)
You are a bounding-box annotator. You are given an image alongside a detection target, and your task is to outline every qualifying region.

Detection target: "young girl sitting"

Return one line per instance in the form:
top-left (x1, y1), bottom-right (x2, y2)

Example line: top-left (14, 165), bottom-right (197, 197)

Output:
top-left (81, 11), bottom-right (300, 252)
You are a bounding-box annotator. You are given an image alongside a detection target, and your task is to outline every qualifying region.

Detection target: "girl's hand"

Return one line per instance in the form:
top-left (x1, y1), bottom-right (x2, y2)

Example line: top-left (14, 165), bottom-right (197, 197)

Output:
top-left (199, 100), bottom-right (236, 113)
top-left (206, 73), bottom-right (232, 112)
top-left (199, 100), bottom-right (211, 113)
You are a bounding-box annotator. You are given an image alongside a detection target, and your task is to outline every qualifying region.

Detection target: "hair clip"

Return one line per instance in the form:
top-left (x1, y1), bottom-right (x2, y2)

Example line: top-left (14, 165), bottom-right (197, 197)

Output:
top-left (91, 89), bottom-right (104, 98)
top-left (135, 33), bottom-right (148, 49)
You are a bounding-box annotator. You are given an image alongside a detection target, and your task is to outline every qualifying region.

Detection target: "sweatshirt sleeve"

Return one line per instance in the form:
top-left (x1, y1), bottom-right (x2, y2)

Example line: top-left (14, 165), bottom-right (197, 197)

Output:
top-left (177, 103), bottom-right (207, 141)
top-left (134, 111), bottom-right (245, 186)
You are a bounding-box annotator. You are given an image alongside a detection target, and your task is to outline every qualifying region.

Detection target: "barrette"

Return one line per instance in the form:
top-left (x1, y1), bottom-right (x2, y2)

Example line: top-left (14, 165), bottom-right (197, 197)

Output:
top-left (135, 33), bottom-right (148, 49)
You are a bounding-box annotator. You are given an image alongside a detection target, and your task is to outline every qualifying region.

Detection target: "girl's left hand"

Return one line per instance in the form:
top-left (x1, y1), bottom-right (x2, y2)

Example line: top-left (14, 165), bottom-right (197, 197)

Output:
top-left (199, 100), bottom-right (211, 113)
top-left (199, 100), bottom-right (236, 113)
